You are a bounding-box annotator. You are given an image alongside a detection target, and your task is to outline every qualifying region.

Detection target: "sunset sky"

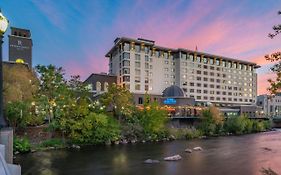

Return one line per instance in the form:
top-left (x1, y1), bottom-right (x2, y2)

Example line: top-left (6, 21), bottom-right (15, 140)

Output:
top-left (1, 0), bottom-right (280, 95)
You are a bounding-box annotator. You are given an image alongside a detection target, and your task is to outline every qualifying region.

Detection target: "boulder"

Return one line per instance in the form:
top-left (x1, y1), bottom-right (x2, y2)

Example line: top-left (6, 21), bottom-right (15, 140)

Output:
top-left (144, 159), bottom-right (160, 164)
top-left (193, 147), bottom-right (203, 151)
top-left (185, 148), bottom-right (192, 153)
top-left (114, 141), bottom-right (120, 145)
top-left (122, 140), bottom-right (128, 144)
top-left (164, 154), bottom-right (182, 161)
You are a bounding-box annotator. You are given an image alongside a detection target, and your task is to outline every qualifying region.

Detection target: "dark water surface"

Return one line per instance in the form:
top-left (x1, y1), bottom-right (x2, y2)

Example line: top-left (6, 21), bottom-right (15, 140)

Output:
top-left (15, 131), bottom-right (281, 175)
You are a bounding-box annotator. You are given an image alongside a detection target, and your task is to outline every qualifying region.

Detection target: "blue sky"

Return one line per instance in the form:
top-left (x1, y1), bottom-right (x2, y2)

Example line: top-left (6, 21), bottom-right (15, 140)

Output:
top-left (0, 0), bottom-right (281, 94)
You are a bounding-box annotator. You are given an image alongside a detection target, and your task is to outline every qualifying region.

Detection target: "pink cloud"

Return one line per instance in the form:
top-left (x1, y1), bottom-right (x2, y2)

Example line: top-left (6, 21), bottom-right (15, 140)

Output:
top-left (257, 72), bottom-right (276, 95)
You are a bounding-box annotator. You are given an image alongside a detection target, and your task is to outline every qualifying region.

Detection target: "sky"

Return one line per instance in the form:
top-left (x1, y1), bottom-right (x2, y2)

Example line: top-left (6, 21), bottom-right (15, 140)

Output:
top-left (0, 0), bottom-right (280, 95)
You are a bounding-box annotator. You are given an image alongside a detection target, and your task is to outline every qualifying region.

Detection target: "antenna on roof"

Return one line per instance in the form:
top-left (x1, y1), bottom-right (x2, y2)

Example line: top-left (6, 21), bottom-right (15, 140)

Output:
top-left (195, 45), bottom-right (198, 52)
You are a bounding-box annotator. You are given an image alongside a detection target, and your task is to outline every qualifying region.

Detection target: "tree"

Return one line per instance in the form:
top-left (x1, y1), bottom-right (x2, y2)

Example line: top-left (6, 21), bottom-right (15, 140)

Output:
top-left (100, 84), bottom-right (134, 122)
top-left (3, 63), bottom-right (38, 107)
top-left (265, 11), bottom-right (281, 94)
top-left (34, 65), bottom-right (69, 123)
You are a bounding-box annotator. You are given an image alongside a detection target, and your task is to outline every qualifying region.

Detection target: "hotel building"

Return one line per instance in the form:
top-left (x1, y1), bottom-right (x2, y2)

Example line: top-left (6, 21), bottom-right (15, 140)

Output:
top-left (105, 37), bottom-right (260, 106)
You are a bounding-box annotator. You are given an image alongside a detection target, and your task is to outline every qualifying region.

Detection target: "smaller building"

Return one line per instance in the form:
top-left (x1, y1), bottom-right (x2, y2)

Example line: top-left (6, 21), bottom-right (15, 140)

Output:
top-left (84, 73), bottom-right (117, 99)
top-left (8, 27), bottom-right (33, 68)
top-left (257, 94), bottom-right (281, 117)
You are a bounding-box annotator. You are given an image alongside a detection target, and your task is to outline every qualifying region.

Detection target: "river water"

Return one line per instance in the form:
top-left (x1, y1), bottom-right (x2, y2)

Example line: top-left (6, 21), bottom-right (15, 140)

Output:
top-left (15, 131), bottom-right (281, 175)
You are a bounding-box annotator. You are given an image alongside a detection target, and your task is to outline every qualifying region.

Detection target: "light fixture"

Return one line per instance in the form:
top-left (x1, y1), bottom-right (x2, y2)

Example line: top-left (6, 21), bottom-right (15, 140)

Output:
top-left (0, 10), bottom-right (8, 35)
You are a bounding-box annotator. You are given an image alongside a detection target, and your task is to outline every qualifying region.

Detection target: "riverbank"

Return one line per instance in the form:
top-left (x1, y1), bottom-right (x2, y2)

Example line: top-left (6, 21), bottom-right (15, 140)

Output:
top-left (14, 130), bottom-right (281, 175)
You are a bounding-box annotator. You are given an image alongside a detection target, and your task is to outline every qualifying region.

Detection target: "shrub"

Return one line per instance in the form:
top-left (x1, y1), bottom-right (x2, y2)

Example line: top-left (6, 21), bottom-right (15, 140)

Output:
top-left (69, 112), bottom-right (121, 144)
top-left (168, 128), bottom-right (202, 140)
top-left (198, 106), bottom-right (224, 136)
top-left (14, 137), bottom-right (31, 153)
top-left (5, 101), bottom-right (30, 128)
top-left (135, 102), bottom-right (168, 140)
top-left (224, 115), bottom-right (249, 134)
top-left (39, 138), bottom-right (64, 148)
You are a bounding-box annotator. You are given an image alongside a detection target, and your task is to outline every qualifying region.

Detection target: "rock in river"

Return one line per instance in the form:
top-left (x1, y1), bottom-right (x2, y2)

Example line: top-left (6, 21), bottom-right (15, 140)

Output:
top-left (193, 147), bottom-right (203, 151)
top-left (185, 148), bottom-right (192, 153)
top-left (144, 159), bottom-right (160, 164)
top-left (164, 155), bottom-right (182, 161)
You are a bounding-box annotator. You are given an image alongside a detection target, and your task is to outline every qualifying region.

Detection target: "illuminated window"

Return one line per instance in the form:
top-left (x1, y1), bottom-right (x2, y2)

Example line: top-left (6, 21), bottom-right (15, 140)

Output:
top-left (104, 82), bottom-right (109, 92)
top-left (96, 81), bottom-right (101, 92)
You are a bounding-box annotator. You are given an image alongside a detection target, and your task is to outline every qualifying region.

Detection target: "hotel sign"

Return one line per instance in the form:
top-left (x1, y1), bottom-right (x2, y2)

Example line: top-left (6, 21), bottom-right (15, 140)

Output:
top-left (164, 98), bottom-right (177, 105)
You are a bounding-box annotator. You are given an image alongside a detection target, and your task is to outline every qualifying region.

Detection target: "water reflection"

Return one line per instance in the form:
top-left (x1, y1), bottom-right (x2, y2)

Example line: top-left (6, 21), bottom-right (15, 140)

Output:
top-left (15, 131), bottom-right (281, 175)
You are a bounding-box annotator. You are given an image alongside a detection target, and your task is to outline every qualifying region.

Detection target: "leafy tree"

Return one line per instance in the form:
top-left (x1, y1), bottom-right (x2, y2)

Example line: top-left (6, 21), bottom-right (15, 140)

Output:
top-left (34, 65), bottom-right (69, 123)
top-left (5, 101), bottom-right (30, 129)
top-left (100, 84), bottom-right (134, 122)
top-left (3, 63), bottom-right (38, 107)
top-left (265, 11), bottom-right (281, 94)
top-left (198, 106), bottom-right (224, 135)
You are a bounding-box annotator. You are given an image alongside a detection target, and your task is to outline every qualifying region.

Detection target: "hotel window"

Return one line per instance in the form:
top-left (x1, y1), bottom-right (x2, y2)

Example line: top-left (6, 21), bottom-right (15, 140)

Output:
top-left (222, 60), bottom-right (226, 67)
top-left (190, 89), bottom-right (194, 93)
top-left (155, 51), bottom-right (160, 57)
top-left (145, 78), bottom-right (149, 83)
top-left (182, 53), bottom-right (187, 60)
top-left (210, 97), bottom-right (215, 100)
top-left (123, 76), bottom-right (130, 82)
top-left (122, 60), bottom-right (130, 66)
top-left (145, 85), bottom-right (149, 91)
top-left (144, 46), bottom-right (149, 54)
top-left (138, 97), bottom-right (143, 104)
top-left (123, 68), bottom-right (130, 74)
top-left (190, 82), bottom-right (194, 86)
top-left (210, 66), bottom-right (214, 70)
top-left (135, 45), bottom-right (141, 53)
top-left (216, 97), bottom-right (220, 101)
top-left (145, 70), bottom-right (149, 76)
top-left (203, 57), bottom-right (208, 64)
top-left (216, 91), bottom-right (220, 95)
top-left (135, 62), bottom-right (141, 68)
top-left (228, 98), bottom-right (232, 101)
top-left (216, 59), bottom-right (220, 66)
top-left (228, 92), bottom-right (232, 95)
top-left (135, 54), bottom-right (140, 60)
top-left (171, 68), bottom-right (175, 72)
top-left (165, 81), bottom-right (169, 85)
top-left (210, 84), bottom-right (214, 88)
top-left (203, 84), bottom-right (208, 87)
top-left (135, 69), bottom-right (140, 75)
top-left (216, 67), bottom-right (220, 71)
top-left (222, 91), bottom-right (226, 95)
top-left (197, 56), bottom-right (201, 63)
top-left (164, 68), bottom-right (169, 71)
top-left (190, 54), bottom-right (194, 61)
top-left (145, 55), bottom-right (149, 61)
top-left (145, 63), bottom-right (149, 69)
top-left (135, 84), bottom-right (141, 90)
top-left (164, 52), bottom-right (168, 59)
top-left (203, 77), bottom-right (208, 81)
top-left (184, 68), bottom-right (188, 73)
top-left (216, 85), bottom-right (221, 89)
top-left (203, 90), bottom-right (208, 94)
top-left (203, 65), bottom-right (208, 69)
top-left (197, 96), bottom-right (202, 99)
top-left (197, 83), bottom-right (201, 87)
top-left (183, 82), bottom-right (187, 86)
top-left (165, 61), bottom-right (169, 64)
top-left (234, 63), bottom-right (237, 69)
top-left (124, 43), bottom-right (130, 51)
top-left (197, 89), bottom-right (201, 93)
top-left (196, 70), bottom-right (201, 74)
top-left (204, 96), bottom-right (208, 100)
top-left (210, 58), bottom-right (214, 65)
top-left (197, 77), bottom-right (202, 81)
top-left (239, 64), bottom-right (242, 70)
top-left (135, 77), bottom-right (141, 83)
top-left (203, 71), bottom-right (208, 75)
top-left (123, 52), bottom-right (130, 59)
top-left (96, 81), bottom-right (101, 91)
top-left (210, 78), bottom-right (214, 82)
top-left (210, 72), bottom-right (214, 76)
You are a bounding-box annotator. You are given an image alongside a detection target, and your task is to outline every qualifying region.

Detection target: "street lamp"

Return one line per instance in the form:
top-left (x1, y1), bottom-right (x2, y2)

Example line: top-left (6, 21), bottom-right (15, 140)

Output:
top-left (0, 9), bottom-right (9, 128)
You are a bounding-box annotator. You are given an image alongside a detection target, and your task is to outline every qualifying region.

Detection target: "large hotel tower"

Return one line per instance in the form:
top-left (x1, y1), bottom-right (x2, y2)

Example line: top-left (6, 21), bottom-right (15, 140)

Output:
top-left (105, 37), bottom-right (260, 106)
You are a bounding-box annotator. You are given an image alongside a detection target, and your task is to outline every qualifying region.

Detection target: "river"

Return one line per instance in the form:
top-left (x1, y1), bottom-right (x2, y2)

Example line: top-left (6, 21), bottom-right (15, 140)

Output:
top-left (15, 130), bottom-right (281, 175)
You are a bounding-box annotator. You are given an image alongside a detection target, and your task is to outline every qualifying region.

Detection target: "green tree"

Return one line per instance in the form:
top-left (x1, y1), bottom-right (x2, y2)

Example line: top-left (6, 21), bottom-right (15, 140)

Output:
top-left (34, 65), bottom-right (69, 124)
top-left (100, 84), bottom-right (134, 122)
top-left (265, 11), bottom-right (281, 94)
top-left (5, 101), bottom-right (30, 129)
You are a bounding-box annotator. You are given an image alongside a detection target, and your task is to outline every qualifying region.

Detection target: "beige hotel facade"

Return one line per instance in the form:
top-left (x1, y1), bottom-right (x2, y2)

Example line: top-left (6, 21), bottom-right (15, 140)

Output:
top-left (105, 37), bottom-right (260, 106)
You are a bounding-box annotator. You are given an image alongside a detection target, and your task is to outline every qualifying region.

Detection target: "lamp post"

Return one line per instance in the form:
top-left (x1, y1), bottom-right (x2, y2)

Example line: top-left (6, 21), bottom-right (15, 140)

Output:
top-left (0, 10), bottom-right (9, 128)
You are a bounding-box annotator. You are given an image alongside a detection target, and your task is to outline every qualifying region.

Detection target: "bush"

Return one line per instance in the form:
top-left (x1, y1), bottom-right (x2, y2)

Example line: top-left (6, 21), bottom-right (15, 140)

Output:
top-left (69, 112), bottom-right (121, 144)
top-left (135, 102), bottom-right (168, 140)
top-left (39, 138), bottom-right (64, 148)
top-left (5, 101), bottom-right (30, 128)
top-left (198, 106), bottom-right (224, 136)
top-left (14, 137), bottom-right (31, 153)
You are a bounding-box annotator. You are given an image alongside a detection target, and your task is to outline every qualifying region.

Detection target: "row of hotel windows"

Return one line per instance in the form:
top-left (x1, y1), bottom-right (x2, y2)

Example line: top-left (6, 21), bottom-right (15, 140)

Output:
top-left (118, 43), bottom-right (254, 72)
top-left (182, 65), bottom-right (254, 75)
top-left (182, 54), bottom-right (254, 71)
top-left (187, 89), bottom-right (253, 96)
top-left (192, 95), bottom-right (254, 103)
top-left (91, 82), bottom-right (109, 92)
top-left (186, 76), bottom-right (254, 85)
top-left (186, 83), bottom-right (253, 91)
